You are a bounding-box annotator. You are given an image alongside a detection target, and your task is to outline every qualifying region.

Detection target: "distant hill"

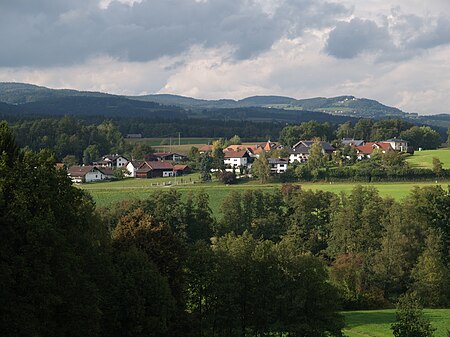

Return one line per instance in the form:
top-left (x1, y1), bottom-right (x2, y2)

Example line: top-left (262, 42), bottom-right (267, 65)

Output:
top-left (1, 82), bottom-right (449, 128)
top-left (0, 82), bottom-right (111, 104)
top-left (129, 93), bottom-right (407, 119)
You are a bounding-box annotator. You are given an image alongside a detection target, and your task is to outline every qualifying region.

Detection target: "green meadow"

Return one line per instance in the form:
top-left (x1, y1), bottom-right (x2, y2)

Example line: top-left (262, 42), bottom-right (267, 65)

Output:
top-left (406, 148), bottom-right (450, 168)
top-left (79, 175), bottom-right (450, 215)
top-left (342, 309), bottom-right (450, 337)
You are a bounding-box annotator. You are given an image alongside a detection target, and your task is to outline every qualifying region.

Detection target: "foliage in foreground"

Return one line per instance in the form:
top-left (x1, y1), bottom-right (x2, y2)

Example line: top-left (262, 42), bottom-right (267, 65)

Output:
top-left (391, 293), bottom-right (436, 337)
top-left (0, 120), bottom-right (347, 337)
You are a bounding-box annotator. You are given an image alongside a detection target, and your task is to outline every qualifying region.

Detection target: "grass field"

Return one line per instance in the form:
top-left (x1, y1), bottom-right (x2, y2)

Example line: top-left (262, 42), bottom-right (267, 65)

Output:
top-left (125, 137), bottom-right (213, 147)
top-left (406, 149), bottom-right (450, 169)
top-left (342, 309), bottom-right (450, 337)
top-left (79, 176), bottom-right (450, 216)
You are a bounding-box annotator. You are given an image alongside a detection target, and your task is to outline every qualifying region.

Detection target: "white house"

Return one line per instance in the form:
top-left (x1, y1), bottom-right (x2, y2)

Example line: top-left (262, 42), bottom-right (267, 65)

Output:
top-left (268, 158), bottom-right (289, 174)
top-left (68, 166), bottom-right (114, 183)
top-left (289, 140), bottom-right (335, 163)
top-left (94, 154), bottom-right (129, 168)
top-left (125, 160), bottom-right (144, 177)
top-left (288, 146), bottom-right (310, 163)
top-left (384, 138), bottom-right (408, 152)
top-left (224, 150), bottom-right (251, 170)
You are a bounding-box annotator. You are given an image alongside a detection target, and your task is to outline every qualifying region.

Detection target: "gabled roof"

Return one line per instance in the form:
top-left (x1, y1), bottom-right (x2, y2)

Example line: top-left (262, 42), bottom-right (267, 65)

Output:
top-left (127, 160), bottom-right (144, 168)
top-left (68, 165), bottom-right (97, 177)
top-left (199, 145), bottom-right (213, 152)
top-left (355, 142), bottom-right (393, 155)
top-left (174, 164), bottom-right (189, 171)
top-left (292, 140), bottom-right (335, 151)
top-left (96, 167), bottom-right (114, 176)
top-left (224, 145), bottom-right (248, 152)
top-left (288, 145), bottom-right (310, 154)
top-left (342, 138), bottom-right (365, 146)
top-left (102, 154), bottom-right (128, 161)
top-left (224, 150), bottom-right (249, 158)
top-left (141, 161), bottom-right (174, 170)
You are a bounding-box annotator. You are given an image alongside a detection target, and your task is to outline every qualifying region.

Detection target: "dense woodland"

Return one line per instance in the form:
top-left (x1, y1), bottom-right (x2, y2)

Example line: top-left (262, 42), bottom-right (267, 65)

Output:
top-left (3, 116), bottom-right (446, 160)
top-left (1, 121), bottom-right (449, 336)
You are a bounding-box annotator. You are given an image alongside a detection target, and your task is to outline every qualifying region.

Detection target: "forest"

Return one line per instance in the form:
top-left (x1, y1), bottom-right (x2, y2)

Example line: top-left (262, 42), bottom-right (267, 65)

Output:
top-left (1, 120), bottom-right (448, 337)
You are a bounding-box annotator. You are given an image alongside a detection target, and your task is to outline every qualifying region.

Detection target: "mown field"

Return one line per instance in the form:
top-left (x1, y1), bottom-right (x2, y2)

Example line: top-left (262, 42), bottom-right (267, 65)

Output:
top-left (342, 309), bottom-right (450, 337)
top-left (78, 175), bottom-right (450, 216)
top-left (406, 148), bottom-right (450, 168)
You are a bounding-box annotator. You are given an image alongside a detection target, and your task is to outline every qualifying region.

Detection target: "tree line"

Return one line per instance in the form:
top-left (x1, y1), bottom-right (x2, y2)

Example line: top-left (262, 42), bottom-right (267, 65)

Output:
top-left (1, 120), bottom-right (448, 336)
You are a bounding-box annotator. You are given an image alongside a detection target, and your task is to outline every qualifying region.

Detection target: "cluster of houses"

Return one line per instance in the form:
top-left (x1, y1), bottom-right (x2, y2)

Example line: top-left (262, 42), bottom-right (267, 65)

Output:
top-left (68, 153), bottom-right (190, 183)
top-left (67, 138), bottom-right (409, 183)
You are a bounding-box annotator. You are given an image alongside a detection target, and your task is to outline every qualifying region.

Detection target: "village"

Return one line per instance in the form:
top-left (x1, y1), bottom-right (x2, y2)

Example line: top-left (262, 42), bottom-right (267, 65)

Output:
top-left (67, 137), bottom-right (411, 183)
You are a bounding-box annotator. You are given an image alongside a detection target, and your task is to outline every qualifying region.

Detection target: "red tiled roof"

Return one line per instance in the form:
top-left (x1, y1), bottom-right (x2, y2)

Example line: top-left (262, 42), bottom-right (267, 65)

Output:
top-left (224, 150), bottom-right (248, 158)
top-left (355, 142), bottom-right (393, 155)
top-left (224, 145), bottom-right (248, 152)
top-left (199, 145), bottom-right (213, 152)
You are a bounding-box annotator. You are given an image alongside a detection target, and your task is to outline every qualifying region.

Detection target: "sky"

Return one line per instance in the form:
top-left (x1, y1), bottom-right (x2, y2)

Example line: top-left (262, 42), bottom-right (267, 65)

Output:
top-left (1, 0), bottom-right (449, 115)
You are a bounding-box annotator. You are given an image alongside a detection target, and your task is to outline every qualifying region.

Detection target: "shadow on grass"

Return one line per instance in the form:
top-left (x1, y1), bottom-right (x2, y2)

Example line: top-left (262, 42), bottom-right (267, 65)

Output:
top-left (343, 310), bottom-right (396, 328)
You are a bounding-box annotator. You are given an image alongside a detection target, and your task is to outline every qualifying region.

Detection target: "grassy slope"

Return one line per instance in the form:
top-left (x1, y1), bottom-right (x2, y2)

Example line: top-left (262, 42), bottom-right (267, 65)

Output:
top-left (406, 149), bottom-right (450, 169)
top-left (342, 309), bottom-right (450, 337)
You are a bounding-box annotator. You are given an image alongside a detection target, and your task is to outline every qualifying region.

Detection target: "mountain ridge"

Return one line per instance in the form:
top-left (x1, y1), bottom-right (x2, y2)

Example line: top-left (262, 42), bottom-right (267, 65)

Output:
top-left (1, 82), bottom-right (450, 128)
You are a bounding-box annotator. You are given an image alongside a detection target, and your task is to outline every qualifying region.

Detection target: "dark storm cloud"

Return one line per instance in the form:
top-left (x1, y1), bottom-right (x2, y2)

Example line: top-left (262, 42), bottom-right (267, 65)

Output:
top-left (0, 0), bottom-right (349, 67)
top-left (326, 12), bottom-right (450, 60)
top-left (325, 18), bottom-right (391, 58)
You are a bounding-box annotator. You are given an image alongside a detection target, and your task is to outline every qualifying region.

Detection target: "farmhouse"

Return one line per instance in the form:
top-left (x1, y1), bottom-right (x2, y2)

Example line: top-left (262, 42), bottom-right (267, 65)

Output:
top-left (94, 154), bottom-right (128, 168)
top-left (125, 160), bottom-right (145, 177)
top-left (354, 142), bottom-right (393, 159)
top-left (68, 166), bottom-right (114, 183)
top-left (384, 138), bottom-right (408, 152)
top-left (135, 161), bottom-right (174, 178)
top-left (224, 150), bottom-right (252, 169)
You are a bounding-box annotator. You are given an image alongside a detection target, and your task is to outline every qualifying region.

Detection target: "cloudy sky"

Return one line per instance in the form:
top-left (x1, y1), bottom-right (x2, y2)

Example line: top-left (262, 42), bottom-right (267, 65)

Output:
top-left (1, 0), bottom-right (449, 114)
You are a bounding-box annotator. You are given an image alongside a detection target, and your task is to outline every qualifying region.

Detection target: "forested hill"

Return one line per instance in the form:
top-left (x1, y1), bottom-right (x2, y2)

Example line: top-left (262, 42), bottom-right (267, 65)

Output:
top-left (129, 93), bottom-right (408, 119)
top-left (2, 82), bottom-right (450, 128)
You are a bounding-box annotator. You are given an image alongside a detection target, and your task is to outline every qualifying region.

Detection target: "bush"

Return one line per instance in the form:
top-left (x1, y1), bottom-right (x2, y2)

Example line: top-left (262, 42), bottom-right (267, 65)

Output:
top-left (219, 171), bottom-right (237, 184)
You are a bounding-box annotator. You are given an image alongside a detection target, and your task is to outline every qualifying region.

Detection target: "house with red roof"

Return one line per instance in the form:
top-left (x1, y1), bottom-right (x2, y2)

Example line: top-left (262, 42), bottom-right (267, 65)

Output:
top-left (354, 142), bottom-right (393, 159)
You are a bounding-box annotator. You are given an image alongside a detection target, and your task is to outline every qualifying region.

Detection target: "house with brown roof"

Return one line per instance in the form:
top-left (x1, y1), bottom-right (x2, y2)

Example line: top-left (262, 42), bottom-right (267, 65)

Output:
top-left (198, 145), bottom-right (213, 154)
top-left (354, 142), bottom-right (393, 159)
top-left (135, 161), bottom-right (174, 178)
top-left (68, 166), bottom-right (114, 183)
top-left (224, 150), bottom-right (252, 170)
top-left (173, 164), bottom-right (191, 175)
